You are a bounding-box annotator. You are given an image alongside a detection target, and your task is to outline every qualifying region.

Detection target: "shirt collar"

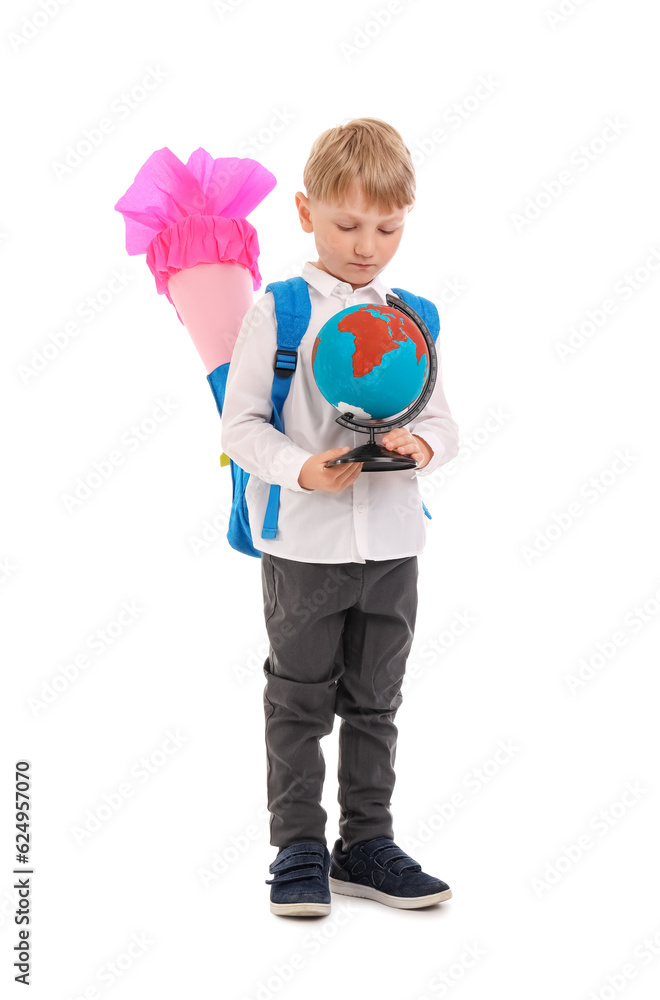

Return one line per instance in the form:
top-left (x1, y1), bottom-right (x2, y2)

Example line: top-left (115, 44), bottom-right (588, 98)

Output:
top-left (301, 260), bottom-right (390, 302)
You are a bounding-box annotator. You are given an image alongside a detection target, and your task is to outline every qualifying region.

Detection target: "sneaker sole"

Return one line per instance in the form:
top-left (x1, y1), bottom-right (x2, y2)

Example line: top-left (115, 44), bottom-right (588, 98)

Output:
top-left (328, 877), bottom-right (452, 909)
top-left (270, 901), bottom-right (331, 916)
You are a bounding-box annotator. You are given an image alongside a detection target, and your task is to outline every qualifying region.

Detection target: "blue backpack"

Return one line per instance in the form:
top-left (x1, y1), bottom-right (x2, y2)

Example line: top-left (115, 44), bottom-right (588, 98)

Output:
top-left (206, 276), bottom-right (440, 557)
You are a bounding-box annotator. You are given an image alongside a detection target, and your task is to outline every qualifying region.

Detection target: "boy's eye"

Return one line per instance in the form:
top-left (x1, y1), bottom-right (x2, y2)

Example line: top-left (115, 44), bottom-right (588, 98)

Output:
top-left (336, 225), bottom-right (396, 234)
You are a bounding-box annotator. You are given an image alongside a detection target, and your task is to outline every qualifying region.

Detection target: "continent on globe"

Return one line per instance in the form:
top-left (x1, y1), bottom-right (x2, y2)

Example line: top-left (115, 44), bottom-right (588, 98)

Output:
top-left (340, 307), bottom-right (426, 378)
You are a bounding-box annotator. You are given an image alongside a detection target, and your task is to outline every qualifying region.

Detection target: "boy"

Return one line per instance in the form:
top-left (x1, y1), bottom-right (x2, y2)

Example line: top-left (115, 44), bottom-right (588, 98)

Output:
top-left (220, 117), bottom-right (459, 916)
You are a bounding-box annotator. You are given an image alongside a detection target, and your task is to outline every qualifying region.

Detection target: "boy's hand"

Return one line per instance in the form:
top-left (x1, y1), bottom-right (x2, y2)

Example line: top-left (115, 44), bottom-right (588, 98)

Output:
top-left (380, 429), bottom-right (433, 468)
top-left (298, 447), bottom-right (363, 492)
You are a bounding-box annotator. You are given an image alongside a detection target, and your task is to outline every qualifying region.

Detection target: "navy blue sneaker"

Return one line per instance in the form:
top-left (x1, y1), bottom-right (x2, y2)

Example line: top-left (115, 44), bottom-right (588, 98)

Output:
top-left (329, 836), bottom-right (452, 909)
top-left (265, 841), bottom-right (331, 916)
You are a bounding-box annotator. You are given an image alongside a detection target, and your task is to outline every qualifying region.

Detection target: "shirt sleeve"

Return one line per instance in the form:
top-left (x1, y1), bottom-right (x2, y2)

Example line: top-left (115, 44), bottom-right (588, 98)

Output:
top-left (407, 329), bottom-right (459, 478)
top-left (220, 293), bottom-right (316, 493)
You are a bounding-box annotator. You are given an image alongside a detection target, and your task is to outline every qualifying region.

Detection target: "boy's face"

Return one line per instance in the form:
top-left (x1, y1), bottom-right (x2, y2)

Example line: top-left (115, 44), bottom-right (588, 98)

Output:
top-left (295, 182), bottom-right (412, 290)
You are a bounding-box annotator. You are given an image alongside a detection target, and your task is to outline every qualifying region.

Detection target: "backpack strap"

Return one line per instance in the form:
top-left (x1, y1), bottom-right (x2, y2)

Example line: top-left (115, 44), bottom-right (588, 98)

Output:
top-left (390, 287), bottom-right (440, 343)
top-left (261, 277), bottom-right (312, 539)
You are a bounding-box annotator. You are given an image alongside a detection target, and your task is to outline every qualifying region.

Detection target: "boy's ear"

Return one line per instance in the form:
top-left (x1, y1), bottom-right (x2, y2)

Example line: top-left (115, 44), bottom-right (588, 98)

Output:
top-left (295, 191), bottom-right (314, 233)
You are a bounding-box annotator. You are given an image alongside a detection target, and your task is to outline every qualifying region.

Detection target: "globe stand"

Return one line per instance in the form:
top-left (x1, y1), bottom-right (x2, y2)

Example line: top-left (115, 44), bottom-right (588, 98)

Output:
top-left (325, 294), bottom-right (438, 472)
top-left (331, 423), bottom-right (418, 471)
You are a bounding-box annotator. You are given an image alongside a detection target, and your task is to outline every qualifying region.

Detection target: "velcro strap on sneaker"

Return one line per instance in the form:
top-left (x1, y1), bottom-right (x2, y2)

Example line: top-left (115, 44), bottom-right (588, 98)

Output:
top-left (265, 866), bottom-right (322, 885)
top-left (265, 845), bottom-right (326, 884)
top-left (369, 843), bottom-right (422, 874)
top-left (268, 849), bottom-right (324, 873)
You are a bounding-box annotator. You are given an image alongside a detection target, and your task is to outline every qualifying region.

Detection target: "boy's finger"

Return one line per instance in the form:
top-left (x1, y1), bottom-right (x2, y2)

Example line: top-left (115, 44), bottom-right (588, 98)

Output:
top-left (335, 460), bottom-right (360, 476)
top-left (335, 460), bottom-right (362, 480)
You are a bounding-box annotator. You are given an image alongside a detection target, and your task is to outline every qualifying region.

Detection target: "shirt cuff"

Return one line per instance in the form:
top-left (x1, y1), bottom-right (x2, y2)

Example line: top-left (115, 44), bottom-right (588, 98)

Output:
top-left (271, 442), bottom-right (317, 493)
top-left (412, 430), bottom-right (447, 477)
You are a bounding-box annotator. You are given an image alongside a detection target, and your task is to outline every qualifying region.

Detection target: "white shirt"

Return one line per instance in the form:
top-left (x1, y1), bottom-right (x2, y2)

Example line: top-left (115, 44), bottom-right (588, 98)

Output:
top-left (220, 261), bottom-right (459, 564)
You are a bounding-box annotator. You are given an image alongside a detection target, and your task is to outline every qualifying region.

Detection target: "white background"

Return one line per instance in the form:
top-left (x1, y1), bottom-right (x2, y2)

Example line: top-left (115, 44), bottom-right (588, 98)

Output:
top-left (2, 0), bottom-right (660, 997)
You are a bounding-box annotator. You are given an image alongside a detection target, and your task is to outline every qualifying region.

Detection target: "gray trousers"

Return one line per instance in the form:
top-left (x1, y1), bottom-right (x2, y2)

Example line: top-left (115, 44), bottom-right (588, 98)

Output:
top-left (260, 552), bottom-right (418, 853)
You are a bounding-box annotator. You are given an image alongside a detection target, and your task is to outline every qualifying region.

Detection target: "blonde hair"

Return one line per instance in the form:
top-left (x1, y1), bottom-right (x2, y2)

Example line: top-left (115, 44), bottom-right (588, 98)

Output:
top-left (302, 117), bottom-right (415, 211)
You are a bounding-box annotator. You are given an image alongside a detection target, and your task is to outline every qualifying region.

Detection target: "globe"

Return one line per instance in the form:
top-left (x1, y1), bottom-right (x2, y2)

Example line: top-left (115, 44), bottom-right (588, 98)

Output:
top-left (312, 303), bottom-right (431, 421)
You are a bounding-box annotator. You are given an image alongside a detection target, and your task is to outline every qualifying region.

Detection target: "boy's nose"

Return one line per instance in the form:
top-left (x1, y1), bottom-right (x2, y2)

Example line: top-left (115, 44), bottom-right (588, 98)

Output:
top-left (354, 239), bottom-right (374, 258)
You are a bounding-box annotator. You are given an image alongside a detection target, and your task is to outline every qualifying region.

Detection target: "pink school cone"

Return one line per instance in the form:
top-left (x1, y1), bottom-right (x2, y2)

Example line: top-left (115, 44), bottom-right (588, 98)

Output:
top-left (114, 146), bottom-right (276, 373)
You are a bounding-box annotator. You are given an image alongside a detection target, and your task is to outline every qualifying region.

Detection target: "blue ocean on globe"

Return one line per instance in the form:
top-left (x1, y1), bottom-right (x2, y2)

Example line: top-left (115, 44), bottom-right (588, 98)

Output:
top-left (312, 303), bottom-right (429, 420)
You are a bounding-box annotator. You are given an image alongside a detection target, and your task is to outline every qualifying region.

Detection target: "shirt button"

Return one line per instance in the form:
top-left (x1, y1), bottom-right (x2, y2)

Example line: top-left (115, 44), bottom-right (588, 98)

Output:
top-left (356, 504), bottom-right (365, 513)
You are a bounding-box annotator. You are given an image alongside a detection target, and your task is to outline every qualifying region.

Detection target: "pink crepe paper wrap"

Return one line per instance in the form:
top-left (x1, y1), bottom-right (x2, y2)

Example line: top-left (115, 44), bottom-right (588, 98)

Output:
top-left (114, 147), bottom-right (276, 371)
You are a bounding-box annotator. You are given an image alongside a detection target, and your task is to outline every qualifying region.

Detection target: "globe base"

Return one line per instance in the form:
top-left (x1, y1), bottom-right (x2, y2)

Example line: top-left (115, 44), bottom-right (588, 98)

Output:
top-left (326, 441), bottom-right (417, 472)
